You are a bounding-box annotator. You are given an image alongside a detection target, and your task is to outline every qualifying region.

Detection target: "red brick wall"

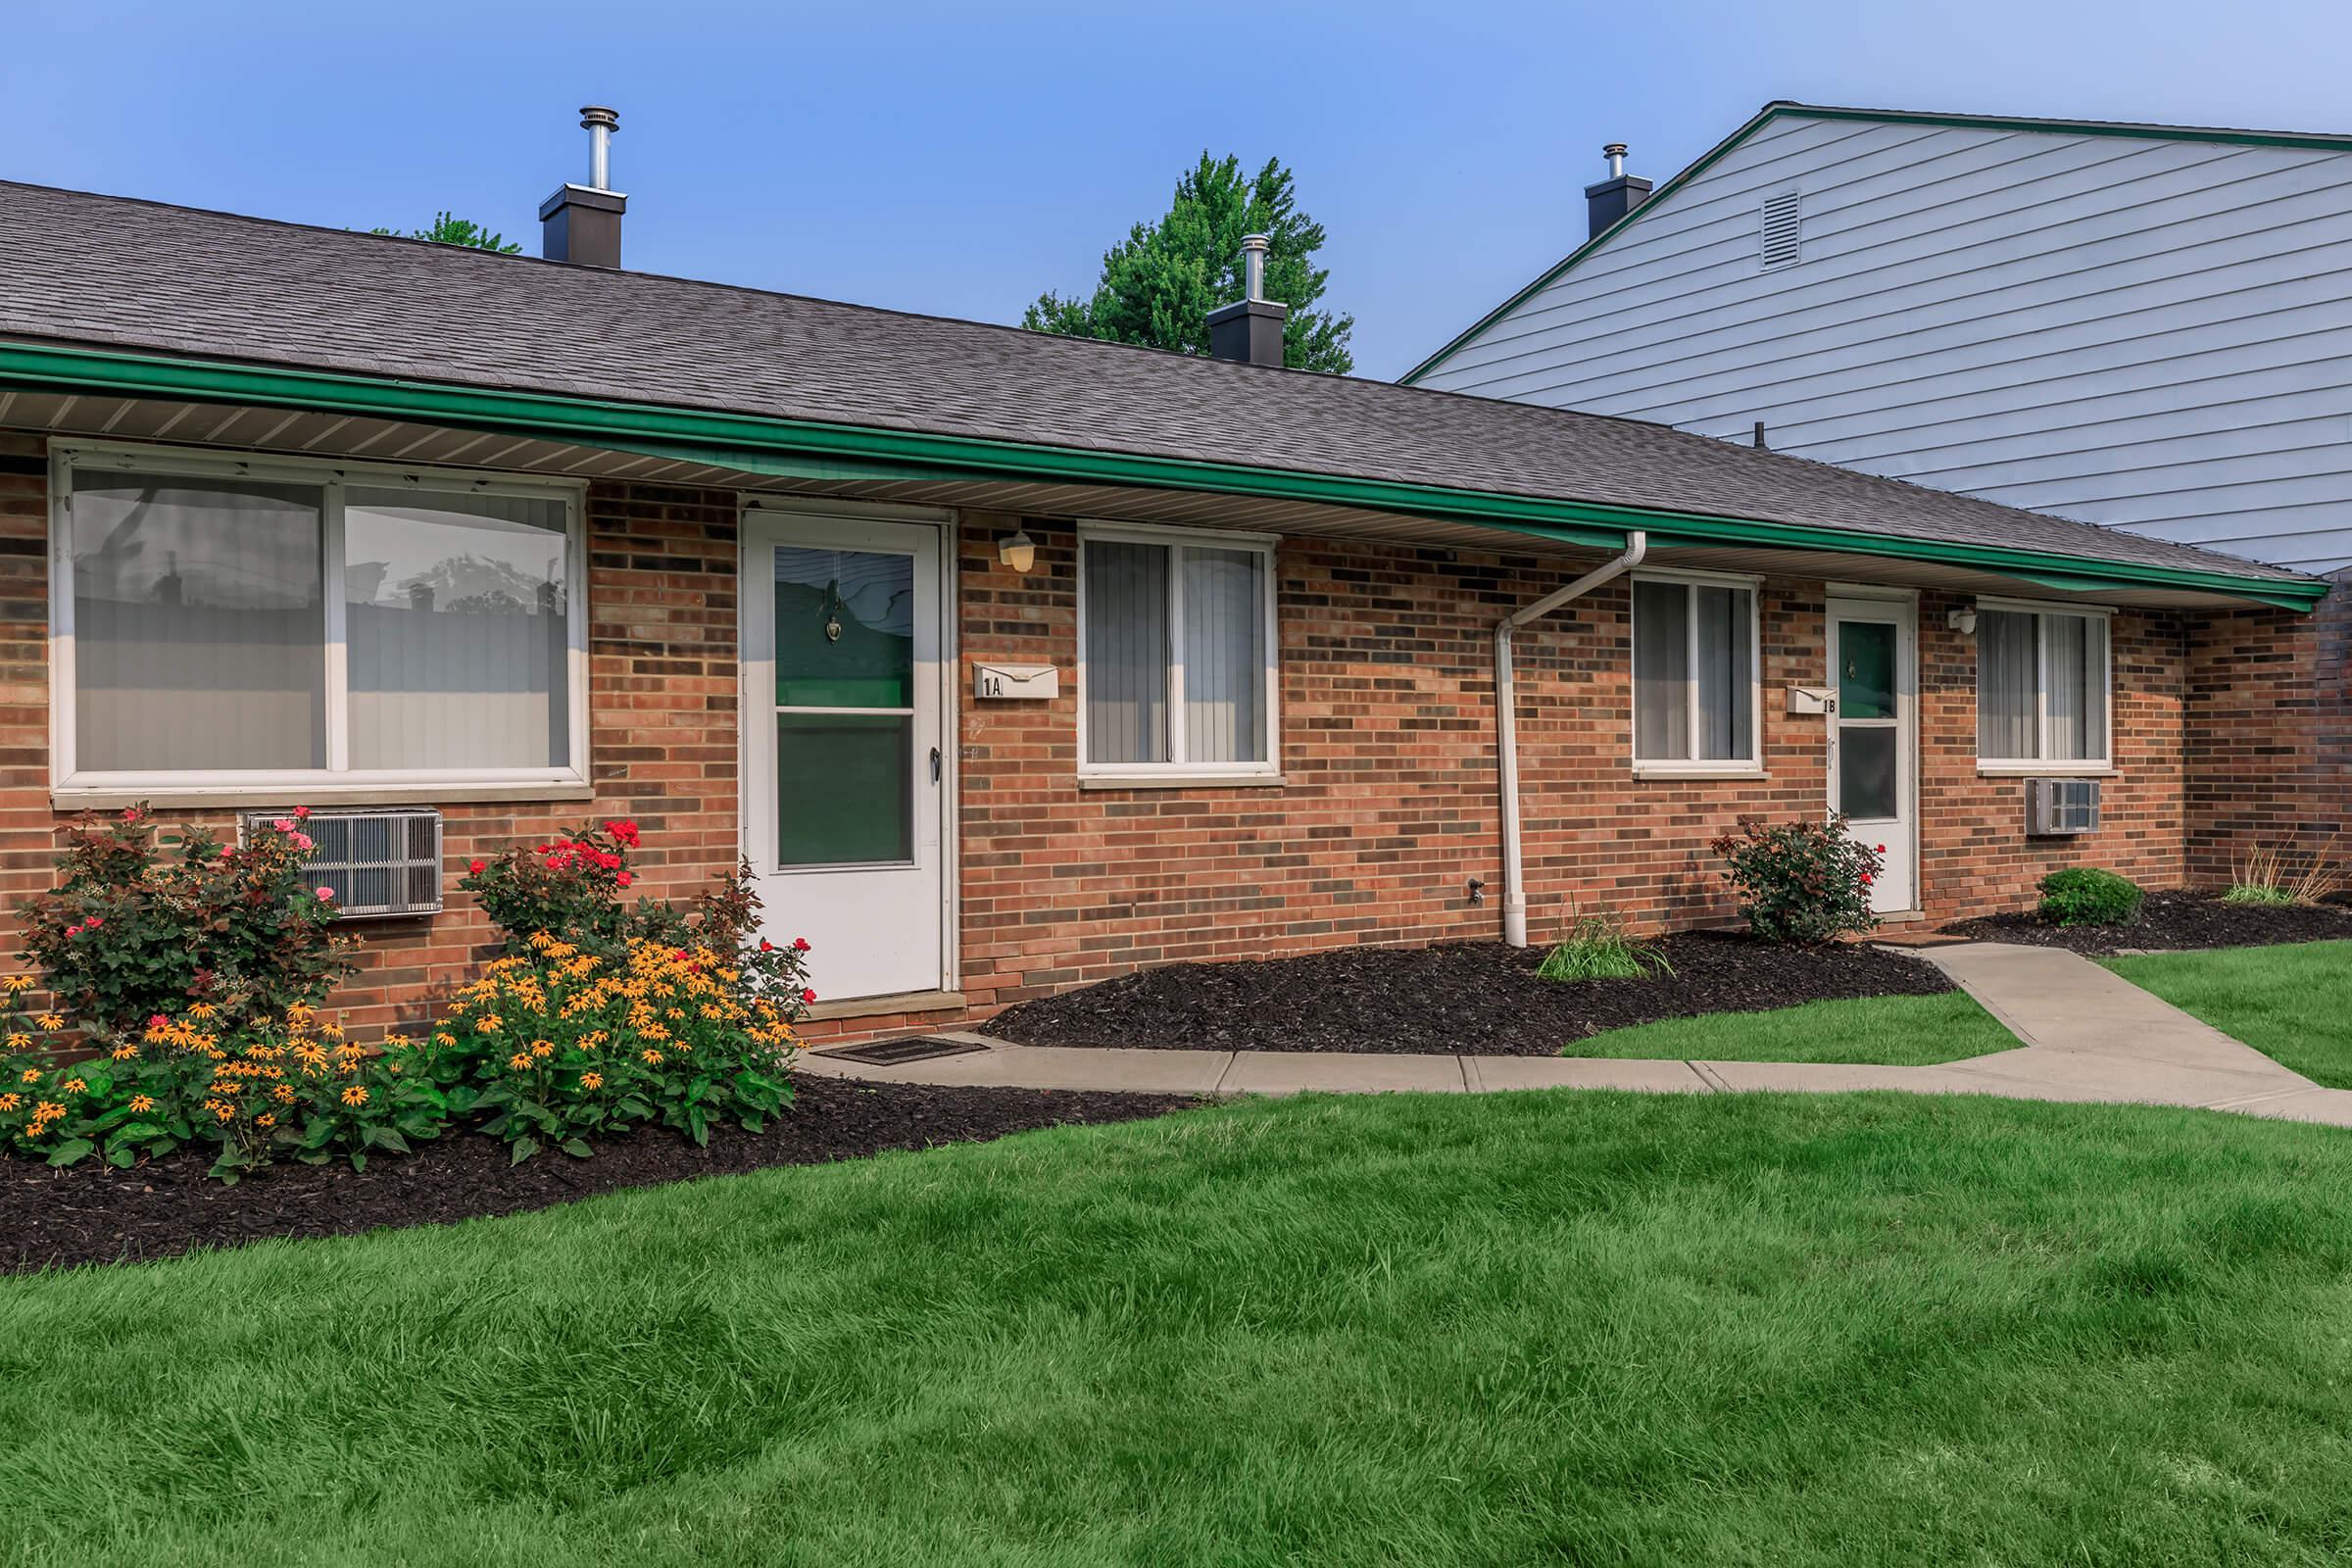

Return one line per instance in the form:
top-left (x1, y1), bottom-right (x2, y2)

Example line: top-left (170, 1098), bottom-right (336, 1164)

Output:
top-left (0, 440), bottom-right (743, 1038)
top-left (2183, 580), bottom-right (2350, 885)
top-left (954, 518), bottom-right (2193, 1014)
top-left (0, 435), bottom-right (2321, 1042)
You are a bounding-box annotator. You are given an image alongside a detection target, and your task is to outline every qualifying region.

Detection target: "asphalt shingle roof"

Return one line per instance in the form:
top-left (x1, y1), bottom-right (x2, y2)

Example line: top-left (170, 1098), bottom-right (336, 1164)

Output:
top-left (0, 179), bottom-right (2312, 586)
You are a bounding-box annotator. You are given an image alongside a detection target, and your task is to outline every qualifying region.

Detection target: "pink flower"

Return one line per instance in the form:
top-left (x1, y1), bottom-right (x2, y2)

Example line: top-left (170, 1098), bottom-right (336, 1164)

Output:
top-left (270, 818), bottom-right (293, 834)
top-left (83, 916), bottom-right (102, 930)
top-left (120, 807), bottom-right (141, 823)
top-left (148, 1013), bottom-right (167, 1029)
top-left (315, 885), bottom-right (336, 901)
top-left (801, 988), bottom-right (817, 1004)
top-left (220, 845), bottom-right (235, 860)
top-left (293, 806), bottom-right (311, 819)
top-left (290, 833), bottom-right (315, 853)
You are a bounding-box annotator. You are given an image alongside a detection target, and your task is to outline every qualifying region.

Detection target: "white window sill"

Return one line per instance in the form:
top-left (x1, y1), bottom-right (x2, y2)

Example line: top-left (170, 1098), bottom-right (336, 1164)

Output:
top-left (1975, 763), bottom-right (2117, 778)
top-left (1077, 773), bottom-right (1289, 791)
top-left (1633, 764), bottom-right (1768, 782)
top-left (51, 778), bottom-right (596, 810)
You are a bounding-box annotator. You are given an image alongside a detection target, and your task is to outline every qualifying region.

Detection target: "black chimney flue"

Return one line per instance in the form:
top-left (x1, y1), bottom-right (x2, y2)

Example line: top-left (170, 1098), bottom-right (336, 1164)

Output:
top-left (1583, 142), bottom-right (1651, 240)
top-left (1207, 233), bottom-right (1288, 367)
top-left (541, 105), bottom-right (626, 268)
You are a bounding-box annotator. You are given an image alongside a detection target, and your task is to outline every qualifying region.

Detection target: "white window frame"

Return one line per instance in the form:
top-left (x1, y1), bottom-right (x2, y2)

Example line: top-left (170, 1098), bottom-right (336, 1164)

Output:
top-left (1972, 596), bottom-right (2116, 776)
top-left (1630, 567), bottom-right (1765, 778)
top-left (49, 439), bottom-right (591, 807)
top-left (1074, 520), bottom-right (1282, 786)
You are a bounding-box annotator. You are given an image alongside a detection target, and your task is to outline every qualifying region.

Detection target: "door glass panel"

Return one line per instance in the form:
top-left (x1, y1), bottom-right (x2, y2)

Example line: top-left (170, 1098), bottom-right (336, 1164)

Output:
top-left (776, 713), bottom-right (912, 865)
top-left (1838, 726), bottom-right (1898, 821)
top-left (1838, 620), bottom-right (1895, 720)
top-left (773, 547), bottom-right (913, 708)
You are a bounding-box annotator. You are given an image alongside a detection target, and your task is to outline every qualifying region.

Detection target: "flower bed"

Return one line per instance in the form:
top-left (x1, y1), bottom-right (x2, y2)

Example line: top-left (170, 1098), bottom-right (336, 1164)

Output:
top-left (0, 1078), bottom-right (1194, 1273)
top-left (986, 934), bottom-right (1953, 1055)
top-left (2, 809), bottom-right (816, 1185)
top-left (1944, 890), bottom-right (2352, 954)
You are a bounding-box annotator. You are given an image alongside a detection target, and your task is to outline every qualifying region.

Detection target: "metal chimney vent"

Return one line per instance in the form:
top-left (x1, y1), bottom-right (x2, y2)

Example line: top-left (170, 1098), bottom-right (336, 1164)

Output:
top-left (1760, 189), bottom-right (1803, 270)
top-left (242, 808), bottom-right (445, 920)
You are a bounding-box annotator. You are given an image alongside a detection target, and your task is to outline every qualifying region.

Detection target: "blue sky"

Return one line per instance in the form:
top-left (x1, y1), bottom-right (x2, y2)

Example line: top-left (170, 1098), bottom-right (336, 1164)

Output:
top-left (6, 0), bottom-right (2349, 379)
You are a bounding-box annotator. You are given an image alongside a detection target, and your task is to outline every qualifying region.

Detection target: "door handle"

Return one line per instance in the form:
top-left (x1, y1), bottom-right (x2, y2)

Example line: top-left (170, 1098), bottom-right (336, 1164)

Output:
top-left (930, 746), bottom-right (942, 784)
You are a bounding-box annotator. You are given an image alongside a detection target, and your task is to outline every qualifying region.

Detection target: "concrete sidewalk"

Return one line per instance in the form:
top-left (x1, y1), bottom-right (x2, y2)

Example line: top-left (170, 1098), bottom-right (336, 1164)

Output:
top-left (799, 943), bottom-right (2352, 1130)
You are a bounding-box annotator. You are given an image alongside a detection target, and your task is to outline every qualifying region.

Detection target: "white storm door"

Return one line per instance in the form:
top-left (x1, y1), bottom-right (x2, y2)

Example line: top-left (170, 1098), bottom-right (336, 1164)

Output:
top-left (1826, 595), bottom-right (1918, 915)
top-left (740, 509), bottom-right (948, 1002)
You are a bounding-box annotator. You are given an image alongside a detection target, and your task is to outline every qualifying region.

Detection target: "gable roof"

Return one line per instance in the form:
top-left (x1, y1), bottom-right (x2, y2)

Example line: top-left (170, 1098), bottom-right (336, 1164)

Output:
top-left (1399, 100), bottom-right (2352, 386)
top-left (0, 178), bottom-right (2322, 605)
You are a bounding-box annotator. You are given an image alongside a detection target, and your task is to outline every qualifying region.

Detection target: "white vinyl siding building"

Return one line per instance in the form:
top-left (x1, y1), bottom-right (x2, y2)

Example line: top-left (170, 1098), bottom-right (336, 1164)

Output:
top-left (1407, 106), bottom-right (2352, 575)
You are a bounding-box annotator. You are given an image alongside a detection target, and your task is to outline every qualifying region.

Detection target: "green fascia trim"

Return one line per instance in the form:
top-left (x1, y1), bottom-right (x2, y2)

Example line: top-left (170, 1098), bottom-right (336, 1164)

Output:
top-left (0, 340), bottom-right (2324, 610)
top-left (1399, 101), bottom-right (2352, 386)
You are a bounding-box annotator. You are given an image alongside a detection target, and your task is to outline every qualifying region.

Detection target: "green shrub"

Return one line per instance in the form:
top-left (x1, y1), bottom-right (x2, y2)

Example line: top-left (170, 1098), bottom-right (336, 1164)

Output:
top-left (2037, 867), bottom-right (2145, 927)
top-left (1709, 815), bottom-right (1882, 945)
top-left (17, 807), bottom-right (357, 1037)
top-left (1537, 914), bottom-right (1674, 983)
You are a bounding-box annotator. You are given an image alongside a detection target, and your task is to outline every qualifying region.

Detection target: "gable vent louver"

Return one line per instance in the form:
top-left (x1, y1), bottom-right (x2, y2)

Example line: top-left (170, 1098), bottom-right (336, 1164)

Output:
top-left (1759, 190), bottom-right (1802, 270)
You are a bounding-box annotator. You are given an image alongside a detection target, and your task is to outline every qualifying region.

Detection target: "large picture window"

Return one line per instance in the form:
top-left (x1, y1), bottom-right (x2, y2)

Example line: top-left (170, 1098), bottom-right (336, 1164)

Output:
top-left (1078, 525), bottom-right (1278, 780)
top-left (54, 445), bottom-right (585, 800)
top-left (1632, 573), bottom-right (1760, 771)
top-left (1977, 604), bottom-right (2111, 768)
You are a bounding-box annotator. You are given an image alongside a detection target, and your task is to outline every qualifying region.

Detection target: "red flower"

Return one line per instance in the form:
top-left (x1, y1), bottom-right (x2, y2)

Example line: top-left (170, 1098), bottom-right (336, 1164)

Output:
top-left (759, 939), bottom-right (773, 952)
top-left (605, 819), bottom-right (641, 849)
top-left (1875, 844), bottom-right (1887, 854)
top-left (468, 858), bottom-right (486, 875)
top-left (615, 871), bottom-right (633, 888)
top-left (148, 1013), bottom-right (167, 1029)
top-left (1859, 872), bottom-right (1875, 886)
top-left (84, 916), bottom-right (103, 930)
top-left (792, 937), bottom-right (810, 953)
top-left (801, 988), bottom-right (817, 1004)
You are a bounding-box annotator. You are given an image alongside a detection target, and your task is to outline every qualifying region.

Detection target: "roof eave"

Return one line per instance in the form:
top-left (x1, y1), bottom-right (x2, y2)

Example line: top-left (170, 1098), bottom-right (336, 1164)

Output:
top-left (1, 338), bottom-right (2326, 612)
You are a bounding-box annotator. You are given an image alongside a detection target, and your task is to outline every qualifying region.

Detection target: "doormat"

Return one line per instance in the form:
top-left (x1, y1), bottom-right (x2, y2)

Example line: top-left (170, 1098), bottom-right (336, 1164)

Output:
top-left (820, 1035), bottom-right (992, 1066)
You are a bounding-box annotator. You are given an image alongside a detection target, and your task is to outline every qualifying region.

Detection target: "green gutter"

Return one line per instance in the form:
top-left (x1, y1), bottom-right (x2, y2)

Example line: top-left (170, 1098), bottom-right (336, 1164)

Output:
top-left (1398, 101), bottom-right (2352, 386)
top-left (0, 340), bottom-right (2325, 611)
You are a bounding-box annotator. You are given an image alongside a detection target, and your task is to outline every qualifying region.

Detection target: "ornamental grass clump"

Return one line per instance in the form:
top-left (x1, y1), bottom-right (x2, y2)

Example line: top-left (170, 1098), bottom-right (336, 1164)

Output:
top-left (1537, 912), bottom-right (1674, 983)
top-left (1709, 815), bottom-right (1883, 945)
top-left (18, 806), bottom-right (357, 1036)
top-left (2225, 837), bottom-right (2345, 906)
top-left (431, 936), bottom-right (801, 1164)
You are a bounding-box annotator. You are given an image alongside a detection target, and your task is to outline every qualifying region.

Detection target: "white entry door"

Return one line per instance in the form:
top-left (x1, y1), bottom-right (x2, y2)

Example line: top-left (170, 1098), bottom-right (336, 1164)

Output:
top-left (1825, 594), bottom-right (1918, 915)
top-left (740, 507), bottom-right (950, 1002)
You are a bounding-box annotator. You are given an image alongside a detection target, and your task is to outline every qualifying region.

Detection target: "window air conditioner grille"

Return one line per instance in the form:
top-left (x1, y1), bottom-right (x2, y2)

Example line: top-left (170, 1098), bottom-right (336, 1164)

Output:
top-left (2026, 778), bottom-right (2100, 836)
top-left (1760, 190), bottom-right (1803, 269)
top-left (240, 808), bottom-right (445, 919)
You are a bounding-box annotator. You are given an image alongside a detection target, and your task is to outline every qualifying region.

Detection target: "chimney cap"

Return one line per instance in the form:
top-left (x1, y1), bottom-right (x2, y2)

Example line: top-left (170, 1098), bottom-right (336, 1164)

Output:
top-left (580, 105), bottom-right (619, 131)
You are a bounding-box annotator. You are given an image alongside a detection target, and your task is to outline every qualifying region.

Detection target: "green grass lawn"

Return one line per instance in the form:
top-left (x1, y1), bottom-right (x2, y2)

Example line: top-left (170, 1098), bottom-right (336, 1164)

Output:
top-left (10, 1091), bottom-right (2352, 1564)
top-left (1567, 989), bottom-right (2016, 1064)
top-left (2105, 940), bottom-right (2352, 1087)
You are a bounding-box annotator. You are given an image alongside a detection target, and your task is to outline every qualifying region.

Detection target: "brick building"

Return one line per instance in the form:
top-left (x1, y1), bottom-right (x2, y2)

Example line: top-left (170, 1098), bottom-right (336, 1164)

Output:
top-left (0, 175), bottom-right (2333, 1043)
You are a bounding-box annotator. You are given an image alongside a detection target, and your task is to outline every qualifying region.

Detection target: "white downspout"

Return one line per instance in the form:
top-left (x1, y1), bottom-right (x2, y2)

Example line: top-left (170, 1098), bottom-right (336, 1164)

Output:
top-left (1495, 531), bottom-right (1647, 948)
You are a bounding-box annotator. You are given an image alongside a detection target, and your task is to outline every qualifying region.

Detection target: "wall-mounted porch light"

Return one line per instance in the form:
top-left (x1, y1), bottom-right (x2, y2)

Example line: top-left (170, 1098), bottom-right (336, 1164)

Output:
top-left (997, 528), bottom-right (1037, 574)
top-left (1946, 606), bottom-right (1978, 637)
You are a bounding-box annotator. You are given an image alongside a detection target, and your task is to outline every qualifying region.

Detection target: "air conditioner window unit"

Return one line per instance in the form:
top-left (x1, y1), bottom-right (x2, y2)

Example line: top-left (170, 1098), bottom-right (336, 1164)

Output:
top-left (2026, 778), bottom-right (2100, 836)
top-left (240, 808), bottom-right (445, 919)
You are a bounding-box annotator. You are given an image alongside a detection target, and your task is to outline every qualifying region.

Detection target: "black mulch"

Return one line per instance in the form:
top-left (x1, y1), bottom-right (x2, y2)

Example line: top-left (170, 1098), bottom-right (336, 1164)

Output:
top-left (0, 1077), bottom-right (1192, 1276)
top-left (1943, 890), bottom-right (2352, 955)
top-left (986, 934), bottom-right (1953, 1056)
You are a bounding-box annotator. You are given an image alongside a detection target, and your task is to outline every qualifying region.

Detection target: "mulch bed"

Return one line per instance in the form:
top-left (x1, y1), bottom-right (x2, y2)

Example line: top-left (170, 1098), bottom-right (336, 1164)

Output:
top-left (986, 934), bottom-right (1953, 1056)
top-left (0, 1077), bottom-right (1192, 1275)
top-left (1942, 890), bottom-right (2352, 955)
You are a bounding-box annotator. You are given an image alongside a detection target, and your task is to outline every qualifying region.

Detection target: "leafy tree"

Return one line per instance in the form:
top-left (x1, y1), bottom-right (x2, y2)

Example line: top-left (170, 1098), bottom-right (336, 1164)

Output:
top-left (1025, 153), bottom-right (1353, 373)
top-left (372, 212), bottom-right (521, 254)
